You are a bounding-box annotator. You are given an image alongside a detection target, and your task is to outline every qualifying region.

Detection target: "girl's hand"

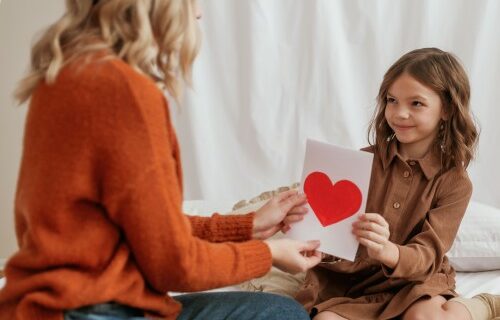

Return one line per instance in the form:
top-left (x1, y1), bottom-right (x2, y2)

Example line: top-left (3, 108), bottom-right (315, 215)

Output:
top-left (352, 213), bottom-right (399, 268)
top-left (264, 238), bottom-right (322, 274)
top-left (252, 190), bottom-right (308, 240)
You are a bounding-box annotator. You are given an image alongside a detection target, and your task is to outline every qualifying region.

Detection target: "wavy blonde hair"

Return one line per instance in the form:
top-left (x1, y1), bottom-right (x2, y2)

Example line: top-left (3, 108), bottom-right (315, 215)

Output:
top-left (15, 0), bottom-right (201, 104)
top-left (368, 48), bottom-right (479, 171)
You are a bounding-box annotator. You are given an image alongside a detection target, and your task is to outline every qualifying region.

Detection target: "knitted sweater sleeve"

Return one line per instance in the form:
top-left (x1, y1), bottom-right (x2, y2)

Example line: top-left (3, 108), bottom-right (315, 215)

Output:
top-left (186, 213), bottom-right (255, 242)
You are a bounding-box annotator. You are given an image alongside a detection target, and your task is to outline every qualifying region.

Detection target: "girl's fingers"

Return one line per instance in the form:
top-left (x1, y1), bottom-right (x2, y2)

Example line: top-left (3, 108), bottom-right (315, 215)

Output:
top-left (353, 221), bottom-right (389, 238)
top-left (358, 237), bottom-right (384, 251)
top-left (354, 229), bottom-right (387, 245)
top-left (361, 213), bottom-right (389, 228)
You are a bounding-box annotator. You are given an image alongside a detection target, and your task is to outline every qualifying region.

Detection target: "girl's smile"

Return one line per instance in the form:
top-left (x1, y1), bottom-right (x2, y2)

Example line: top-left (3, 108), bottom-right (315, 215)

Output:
top-left (384, 72), bottom-right (446, 159)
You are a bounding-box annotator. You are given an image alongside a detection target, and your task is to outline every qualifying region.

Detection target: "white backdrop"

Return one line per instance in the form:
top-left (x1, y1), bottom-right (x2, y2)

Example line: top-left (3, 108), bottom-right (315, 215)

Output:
top-left (1, 0), bottom-right (500, 260)
top-left (172, 0), bottom-right (500, 209)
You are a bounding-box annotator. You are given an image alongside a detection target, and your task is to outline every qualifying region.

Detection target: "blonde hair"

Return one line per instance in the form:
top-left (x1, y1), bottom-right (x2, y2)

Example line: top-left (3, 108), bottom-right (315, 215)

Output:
top-left (15, 0), bottom-right (201, 104)
top-left (368, 48), bottom-right (479, 171)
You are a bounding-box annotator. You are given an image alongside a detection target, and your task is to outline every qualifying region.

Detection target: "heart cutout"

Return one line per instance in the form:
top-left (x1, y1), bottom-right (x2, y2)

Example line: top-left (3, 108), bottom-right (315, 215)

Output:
top-left (304, 171), bottom-right (362, 227)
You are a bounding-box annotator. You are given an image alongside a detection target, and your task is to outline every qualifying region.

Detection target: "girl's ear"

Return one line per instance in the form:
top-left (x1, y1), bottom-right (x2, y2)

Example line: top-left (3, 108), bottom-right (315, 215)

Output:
top-left (441, 106), bottom-right (450, 121)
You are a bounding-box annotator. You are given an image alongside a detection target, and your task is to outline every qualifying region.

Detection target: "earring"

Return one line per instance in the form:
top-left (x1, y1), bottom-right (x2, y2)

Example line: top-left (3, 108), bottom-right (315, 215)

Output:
top-left (440, 122), bottom-right (446, 153)
top-left (386, 132), bottom-right (396, 142)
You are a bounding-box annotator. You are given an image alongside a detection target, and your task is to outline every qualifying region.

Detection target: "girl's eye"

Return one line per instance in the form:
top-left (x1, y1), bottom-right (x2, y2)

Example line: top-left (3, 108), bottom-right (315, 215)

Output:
top-left (386, 97), bottom-right (396, 104)
top-left (412, 100), bottom-right (424, 107)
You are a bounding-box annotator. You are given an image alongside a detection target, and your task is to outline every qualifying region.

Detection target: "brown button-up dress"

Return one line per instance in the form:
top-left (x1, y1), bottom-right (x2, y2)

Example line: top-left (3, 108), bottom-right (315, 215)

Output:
top-left (295, 142), bottom-right (472, 319)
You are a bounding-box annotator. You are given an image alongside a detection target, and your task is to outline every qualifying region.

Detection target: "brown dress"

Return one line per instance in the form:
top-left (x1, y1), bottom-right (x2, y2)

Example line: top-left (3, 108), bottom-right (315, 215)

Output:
top-left (295, 142), bottom-right (472, 319)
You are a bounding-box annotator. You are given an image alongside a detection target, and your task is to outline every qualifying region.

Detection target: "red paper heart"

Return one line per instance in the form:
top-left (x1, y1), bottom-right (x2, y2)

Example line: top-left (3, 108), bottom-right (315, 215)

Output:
top-left (304, 171), bottom-right (362, 227)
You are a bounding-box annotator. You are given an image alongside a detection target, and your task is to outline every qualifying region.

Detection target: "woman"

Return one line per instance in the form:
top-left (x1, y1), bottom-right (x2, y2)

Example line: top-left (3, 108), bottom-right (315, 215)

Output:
top-left (0, 1), bottom-right (321, 319)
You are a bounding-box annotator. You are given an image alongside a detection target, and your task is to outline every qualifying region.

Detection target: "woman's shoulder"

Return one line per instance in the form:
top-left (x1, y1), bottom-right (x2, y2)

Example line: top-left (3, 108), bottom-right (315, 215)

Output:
top-left (57, 55), bottom-right (159, 96)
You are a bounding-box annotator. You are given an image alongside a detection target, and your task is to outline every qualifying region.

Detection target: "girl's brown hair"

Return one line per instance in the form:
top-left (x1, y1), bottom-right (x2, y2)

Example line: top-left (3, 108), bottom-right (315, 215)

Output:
top-left (15, 0), bottom-right (200, 103)
top-left (368, 47), bottom-right (479, 171)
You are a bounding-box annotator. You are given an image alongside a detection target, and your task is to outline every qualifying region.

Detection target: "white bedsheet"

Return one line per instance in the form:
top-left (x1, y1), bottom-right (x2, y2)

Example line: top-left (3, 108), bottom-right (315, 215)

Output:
top-left (215, 270), bottom-right (500, 298)
top-left (2, 271), bottom-right (499, 297)
top-left (456, 270), bottom-right (500, 298)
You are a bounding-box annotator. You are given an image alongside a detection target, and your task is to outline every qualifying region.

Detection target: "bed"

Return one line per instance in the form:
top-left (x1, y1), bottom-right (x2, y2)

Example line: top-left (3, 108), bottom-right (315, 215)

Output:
top-left (1, 199), bottom-right (499, 300)
top-left (181, 196), bottom-right (500, 299)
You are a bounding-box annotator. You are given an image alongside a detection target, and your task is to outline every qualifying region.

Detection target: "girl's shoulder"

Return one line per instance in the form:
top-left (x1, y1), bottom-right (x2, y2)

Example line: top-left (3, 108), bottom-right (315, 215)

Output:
top-left (435, 165), bottom-right (473, 198)
top-left (443, 165), bottom-right (472, 182)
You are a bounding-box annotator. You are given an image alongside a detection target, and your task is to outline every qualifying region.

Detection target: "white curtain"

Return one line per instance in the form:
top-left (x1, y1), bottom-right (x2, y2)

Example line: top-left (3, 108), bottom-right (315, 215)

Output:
top-left (171, 0), bottom-right (500, 209)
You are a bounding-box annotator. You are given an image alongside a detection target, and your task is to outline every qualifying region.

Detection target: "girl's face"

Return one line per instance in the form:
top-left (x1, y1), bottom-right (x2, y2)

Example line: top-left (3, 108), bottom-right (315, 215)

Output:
top-left (384, 72), bottom-right (446, 159)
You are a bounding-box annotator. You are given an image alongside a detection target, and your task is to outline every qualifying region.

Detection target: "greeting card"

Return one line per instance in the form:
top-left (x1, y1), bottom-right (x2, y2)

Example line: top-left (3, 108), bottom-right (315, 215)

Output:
top-left (287, 139), bottom-right (373, 261)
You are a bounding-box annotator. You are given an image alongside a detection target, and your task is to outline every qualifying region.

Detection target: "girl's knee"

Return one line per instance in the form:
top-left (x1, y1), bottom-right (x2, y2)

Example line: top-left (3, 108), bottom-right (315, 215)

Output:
top-left (313, 311), bottom-right (346, 320)
top-left (403, 296), bottom-right (447, 320)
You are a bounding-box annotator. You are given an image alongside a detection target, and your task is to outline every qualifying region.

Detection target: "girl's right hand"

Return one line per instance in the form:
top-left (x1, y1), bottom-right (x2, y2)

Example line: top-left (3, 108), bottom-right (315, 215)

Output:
top-left (264, 238), bottom-right (322, 274)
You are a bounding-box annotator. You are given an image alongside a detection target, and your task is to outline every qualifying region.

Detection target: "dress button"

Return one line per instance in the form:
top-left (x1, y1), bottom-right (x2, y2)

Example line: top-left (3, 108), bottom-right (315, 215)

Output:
top-left (393, 202), bottom-right (401, 209)
top-left (409, 161), bottom-right (416, 166)
top-left (403, 171), bottom-right (410, 178)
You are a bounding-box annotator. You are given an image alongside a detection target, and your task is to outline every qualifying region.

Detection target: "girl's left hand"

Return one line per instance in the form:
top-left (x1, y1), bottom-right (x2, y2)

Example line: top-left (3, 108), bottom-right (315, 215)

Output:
top-left (352, 213), bottom-right (399, 268)
top-left (252, 190), bottom-right (308, 240)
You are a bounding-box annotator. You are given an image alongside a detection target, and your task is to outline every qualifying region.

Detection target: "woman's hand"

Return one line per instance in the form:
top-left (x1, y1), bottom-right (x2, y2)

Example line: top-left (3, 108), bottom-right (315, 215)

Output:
top-left (252, 190), bottom-right (308, 240)
top-left (352, 213), bottom-right (399, 269)
top-left (264, 238), bottom-right (322, 274)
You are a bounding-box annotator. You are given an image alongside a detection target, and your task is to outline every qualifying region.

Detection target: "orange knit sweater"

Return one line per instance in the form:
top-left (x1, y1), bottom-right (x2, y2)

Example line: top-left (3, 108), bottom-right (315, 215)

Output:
top-left (0, 58), bottom-right (272, 319)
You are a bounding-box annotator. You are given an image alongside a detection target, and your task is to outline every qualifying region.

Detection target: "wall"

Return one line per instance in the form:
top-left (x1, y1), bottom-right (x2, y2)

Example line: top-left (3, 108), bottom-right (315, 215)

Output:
top-left (0, 0), bottom-right (64, 264)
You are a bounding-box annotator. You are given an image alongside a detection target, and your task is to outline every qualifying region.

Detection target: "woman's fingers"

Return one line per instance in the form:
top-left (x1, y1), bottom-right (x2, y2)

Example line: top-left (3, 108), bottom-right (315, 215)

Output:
top-left (274, 189), bottom-right (299, 202)
top-left (287, 205), bottom-right (309, 215)
top-left (280, 193), bottom-right (308, 213)
top-left (281, 224), bottom-right (291, 233)
top-left (300, 240), bottom-right (321, 252)
top-left (283, 214), bottom-right (305, 225)
top-left (302, 250), bottom-right (322, 269)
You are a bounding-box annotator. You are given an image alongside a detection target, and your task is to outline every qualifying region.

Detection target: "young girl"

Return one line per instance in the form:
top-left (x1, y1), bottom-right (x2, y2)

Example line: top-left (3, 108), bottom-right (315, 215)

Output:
top-left (0, 1), bottom-right (322, 319)
top-left (296, 48), bottom-right (499, 320)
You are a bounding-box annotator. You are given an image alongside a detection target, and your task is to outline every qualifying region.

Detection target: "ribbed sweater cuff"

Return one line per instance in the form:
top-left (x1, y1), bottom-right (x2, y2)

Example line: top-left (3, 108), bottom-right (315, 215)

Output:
top-left (189, 213), bottom-right (255, 242)
top-left (240, 240), bottom-right (273, 278)
top-left (217, 212), bottom-right (255, 241)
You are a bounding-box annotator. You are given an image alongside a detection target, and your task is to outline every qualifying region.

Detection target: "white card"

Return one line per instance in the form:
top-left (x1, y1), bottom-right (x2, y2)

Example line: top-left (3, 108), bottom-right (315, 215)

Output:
top-left (287, 139), bottom-right (373, 261)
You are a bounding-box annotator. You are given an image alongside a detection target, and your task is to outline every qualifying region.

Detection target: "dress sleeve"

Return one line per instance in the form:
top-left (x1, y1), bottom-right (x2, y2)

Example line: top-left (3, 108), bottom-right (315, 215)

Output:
top-left (382, 169), bottom-right (472, 282)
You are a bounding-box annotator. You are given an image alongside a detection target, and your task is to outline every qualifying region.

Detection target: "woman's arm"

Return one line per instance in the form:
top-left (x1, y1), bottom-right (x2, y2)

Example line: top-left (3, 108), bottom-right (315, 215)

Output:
top-left (186, 213), bottom-right (255, 242)
top-left (186, 191), bottom-right (308, 242)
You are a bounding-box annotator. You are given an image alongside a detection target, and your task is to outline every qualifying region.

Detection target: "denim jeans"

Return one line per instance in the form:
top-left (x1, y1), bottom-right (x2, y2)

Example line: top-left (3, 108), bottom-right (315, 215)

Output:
top-left (64, 292), bottom-right (310, 320)
top-left (64, 302), bottom-right (144, 320)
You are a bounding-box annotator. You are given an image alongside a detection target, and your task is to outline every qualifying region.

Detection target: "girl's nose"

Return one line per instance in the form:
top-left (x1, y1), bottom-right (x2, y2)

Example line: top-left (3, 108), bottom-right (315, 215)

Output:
top-left (395, 106), bottom-right (410, 119)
